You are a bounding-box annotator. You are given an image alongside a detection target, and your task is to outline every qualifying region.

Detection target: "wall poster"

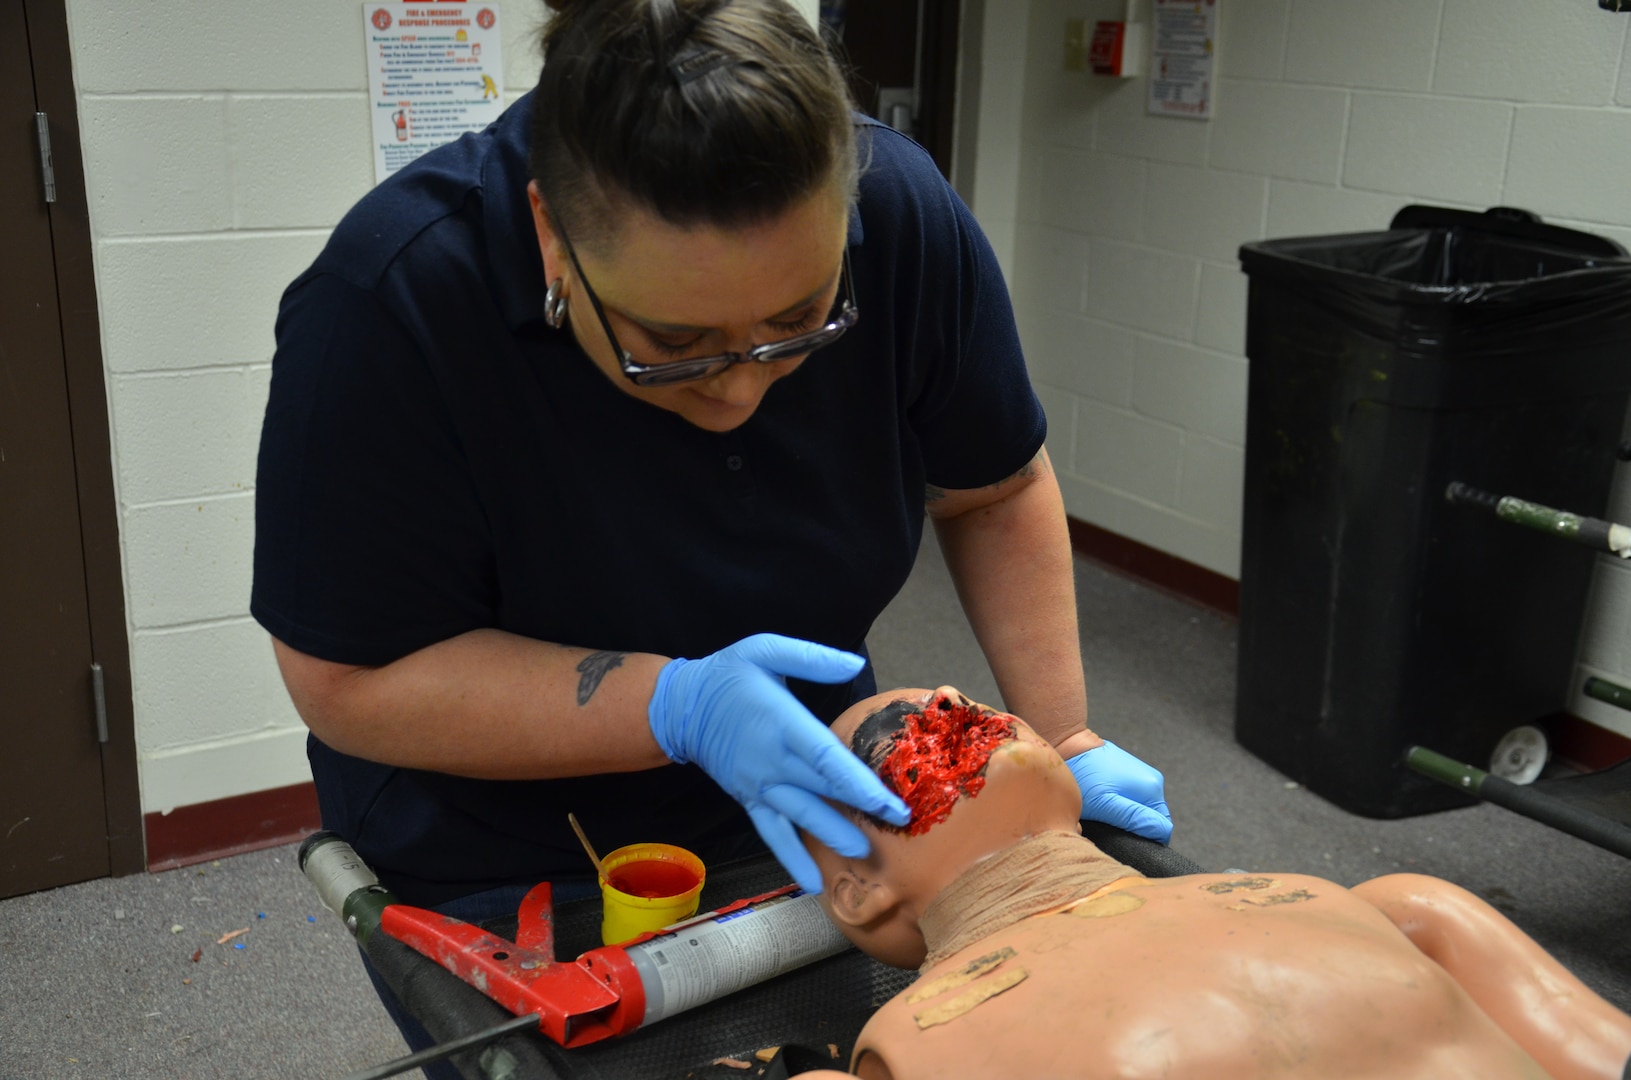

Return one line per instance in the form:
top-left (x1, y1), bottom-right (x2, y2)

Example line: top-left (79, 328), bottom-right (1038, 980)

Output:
top-left (1147, 0), bottom-right (1217, 121)
top-left (365, 2), bottom-right (505, 183)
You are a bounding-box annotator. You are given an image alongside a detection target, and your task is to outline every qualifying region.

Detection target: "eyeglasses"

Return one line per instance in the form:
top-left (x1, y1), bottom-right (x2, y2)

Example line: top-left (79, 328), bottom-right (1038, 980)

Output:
top-left (554, 221), bottom-right (860, 388)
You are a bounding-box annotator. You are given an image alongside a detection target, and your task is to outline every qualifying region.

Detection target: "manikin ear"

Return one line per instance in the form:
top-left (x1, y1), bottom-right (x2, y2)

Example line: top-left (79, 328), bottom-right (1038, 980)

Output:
top-left (825, 866), bottom-right (901, 930)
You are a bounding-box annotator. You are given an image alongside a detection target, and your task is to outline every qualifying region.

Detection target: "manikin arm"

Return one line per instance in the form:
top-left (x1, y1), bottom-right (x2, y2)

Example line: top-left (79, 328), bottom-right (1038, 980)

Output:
top-left (1352, 873), bottom-right (1631, 1080)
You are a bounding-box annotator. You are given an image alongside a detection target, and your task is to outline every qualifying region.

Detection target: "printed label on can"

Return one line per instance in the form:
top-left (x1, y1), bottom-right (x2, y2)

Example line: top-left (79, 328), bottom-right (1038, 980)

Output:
top-left (626, 892), bottom-right (850, 1025)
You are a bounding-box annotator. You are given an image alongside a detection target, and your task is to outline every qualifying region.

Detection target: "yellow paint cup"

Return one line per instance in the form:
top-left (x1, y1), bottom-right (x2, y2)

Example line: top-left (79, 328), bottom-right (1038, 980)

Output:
top-left (598, 842), bottom-right (706, 946)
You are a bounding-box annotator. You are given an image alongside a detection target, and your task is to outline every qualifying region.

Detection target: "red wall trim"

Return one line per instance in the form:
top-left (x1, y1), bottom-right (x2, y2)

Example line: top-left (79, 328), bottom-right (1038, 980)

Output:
top-left (1550, 712), bottom-right (1631, 774)
top-left (145, 781), bottom-right (320, 872)
top-left (1066, 516), bottom-right (1240, 617)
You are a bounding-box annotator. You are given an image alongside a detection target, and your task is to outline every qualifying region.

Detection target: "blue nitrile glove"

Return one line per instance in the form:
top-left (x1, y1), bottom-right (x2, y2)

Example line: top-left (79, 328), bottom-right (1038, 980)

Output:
top-left (1067, 741), bottom-right (1173, 843)
top-left (648, 633), bottom-right (912, 894)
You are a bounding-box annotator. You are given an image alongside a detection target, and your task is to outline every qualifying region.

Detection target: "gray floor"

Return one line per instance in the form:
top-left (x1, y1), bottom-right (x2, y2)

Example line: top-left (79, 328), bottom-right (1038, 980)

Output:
top-left (3, 539), bottom-right (1628, 1079)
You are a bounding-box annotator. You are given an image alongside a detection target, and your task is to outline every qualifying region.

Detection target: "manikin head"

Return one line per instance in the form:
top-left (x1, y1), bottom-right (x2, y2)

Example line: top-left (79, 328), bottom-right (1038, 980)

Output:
top-left (805, 686), bottom-right (1085, 968)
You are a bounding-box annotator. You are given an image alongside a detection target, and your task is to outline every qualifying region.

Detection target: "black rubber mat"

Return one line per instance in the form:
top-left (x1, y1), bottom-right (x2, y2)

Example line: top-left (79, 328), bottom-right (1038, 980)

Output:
top-left (380, 827), bottom-right (1201, 1079)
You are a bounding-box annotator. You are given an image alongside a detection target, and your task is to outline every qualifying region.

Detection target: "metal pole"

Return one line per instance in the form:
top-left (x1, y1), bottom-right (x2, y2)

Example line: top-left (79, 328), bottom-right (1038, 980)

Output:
top-left (1405, 746), bottom-right (1631, 859)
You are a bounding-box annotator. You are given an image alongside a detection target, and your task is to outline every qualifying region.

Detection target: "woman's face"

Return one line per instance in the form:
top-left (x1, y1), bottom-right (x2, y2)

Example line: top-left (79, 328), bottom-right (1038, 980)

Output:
top-left (528, 180), bottom-right (851, 433)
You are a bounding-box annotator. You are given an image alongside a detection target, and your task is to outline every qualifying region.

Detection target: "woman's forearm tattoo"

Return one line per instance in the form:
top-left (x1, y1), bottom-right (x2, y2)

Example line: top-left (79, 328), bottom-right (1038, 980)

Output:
top-left (576, 651), bottom-right (626, 706)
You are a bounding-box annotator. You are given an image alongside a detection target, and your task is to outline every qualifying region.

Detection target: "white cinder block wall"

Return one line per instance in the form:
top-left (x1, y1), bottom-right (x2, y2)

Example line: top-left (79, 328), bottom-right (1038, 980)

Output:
top-left (62, 0), bottom-right (1631, 820)
top-left (64, 0), bottom-right (547, 815)
top-left (992, 0), bottom-right (1631, 742)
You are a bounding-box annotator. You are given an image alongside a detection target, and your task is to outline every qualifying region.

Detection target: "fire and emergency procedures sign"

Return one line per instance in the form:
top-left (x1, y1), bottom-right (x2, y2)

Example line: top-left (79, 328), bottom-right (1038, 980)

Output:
top-left (365, 3), bottom-right (505, 183)
top-left (1147, 0), bottom-right (1217, 120)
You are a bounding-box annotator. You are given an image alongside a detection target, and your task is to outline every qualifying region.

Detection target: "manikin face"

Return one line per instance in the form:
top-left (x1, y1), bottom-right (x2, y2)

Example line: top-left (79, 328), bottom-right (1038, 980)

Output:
top-left (527, 180), bottom-right (851, 433)
top-left (805, 686), bottom-right (1085, 968)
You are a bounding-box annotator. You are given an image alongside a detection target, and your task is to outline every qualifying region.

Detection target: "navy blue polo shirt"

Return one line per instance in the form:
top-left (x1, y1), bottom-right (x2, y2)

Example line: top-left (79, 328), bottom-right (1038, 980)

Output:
top-left (252, 92), bottom-right (1044, 906)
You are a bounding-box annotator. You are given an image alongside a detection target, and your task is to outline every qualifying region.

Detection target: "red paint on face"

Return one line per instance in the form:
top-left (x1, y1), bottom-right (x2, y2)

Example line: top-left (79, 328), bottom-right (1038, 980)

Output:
top-left (878, 697), bottom-right (1016, 836)
top-left (606, 860), bottom-right (700, 899)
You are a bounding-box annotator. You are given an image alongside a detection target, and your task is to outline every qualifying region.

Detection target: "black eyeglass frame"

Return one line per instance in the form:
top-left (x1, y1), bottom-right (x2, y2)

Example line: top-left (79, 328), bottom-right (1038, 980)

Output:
top-left (554, 218), bottom-right (860, 388)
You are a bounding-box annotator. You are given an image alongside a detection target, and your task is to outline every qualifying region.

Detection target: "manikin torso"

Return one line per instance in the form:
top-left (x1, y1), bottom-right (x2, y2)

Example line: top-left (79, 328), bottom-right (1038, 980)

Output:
top-left (852, 870), bottom-right (1548, 1080)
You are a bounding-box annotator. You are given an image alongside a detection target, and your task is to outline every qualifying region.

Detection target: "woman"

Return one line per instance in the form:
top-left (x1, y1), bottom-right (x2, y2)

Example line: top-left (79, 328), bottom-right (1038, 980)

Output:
top-left (253, 0), bottom-right (1169, 1061)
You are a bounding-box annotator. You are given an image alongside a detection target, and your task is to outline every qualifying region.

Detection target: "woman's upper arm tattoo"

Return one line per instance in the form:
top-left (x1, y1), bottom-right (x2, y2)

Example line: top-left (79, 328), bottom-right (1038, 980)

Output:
top-left (925, 449), bottom-right (1048, 504)
top-left (575, 651), bottom-right (626, 706)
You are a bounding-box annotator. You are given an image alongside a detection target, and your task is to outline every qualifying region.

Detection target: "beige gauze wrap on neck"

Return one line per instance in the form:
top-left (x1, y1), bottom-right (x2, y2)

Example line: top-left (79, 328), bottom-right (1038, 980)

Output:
top-left (917, 830), bottom-right (1142, 971)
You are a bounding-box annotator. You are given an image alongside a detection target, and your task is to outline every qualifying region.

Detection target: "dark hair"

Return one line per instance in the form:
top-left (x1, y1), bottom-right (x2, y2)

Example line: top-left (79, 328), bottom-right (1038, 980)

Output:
top-left (531, 0), bottom-right (857, 253)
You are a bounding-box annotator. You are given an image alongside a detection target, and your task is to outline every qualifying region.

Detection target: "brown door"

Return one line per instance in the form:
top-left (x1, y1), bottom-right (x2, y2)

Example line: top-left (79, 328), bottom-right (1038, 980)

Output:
top-left (831, 0), bottom-right (961, 179)
top-left (1, 0), bottom-right (142, 899)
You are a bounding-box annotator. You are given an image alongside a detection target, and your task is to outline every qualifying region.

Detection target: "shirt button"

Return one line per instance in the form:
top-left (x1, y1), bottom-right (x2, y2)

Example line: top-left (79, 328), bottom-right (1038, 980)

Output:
top-left (726, 455), bottom-right (744, 471)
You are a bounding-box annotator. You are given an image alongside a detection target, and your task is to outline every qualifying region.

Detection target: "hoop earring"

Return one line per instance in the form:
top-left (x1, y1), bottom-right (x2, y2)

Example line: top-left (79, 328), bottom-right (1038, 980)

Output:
top-left (544, 277), bottom-right (568, 329)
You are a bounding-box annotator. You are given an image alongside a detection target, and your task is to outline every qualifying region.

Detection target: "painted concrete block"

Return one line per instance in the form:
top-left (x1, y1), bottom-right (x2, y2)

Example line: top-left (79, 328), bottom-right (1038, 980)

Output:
top-left (1178, 436), bottom-right (1245, 533)
top-left (124, 493), bottom-right (255, 628)
top-left (1073, 399), bottom-right (1183, 505)
top-left (1118, 496), bottom-right (1241, 578)
top-left (1031, 383), bottom-right (1079, 471)
top-left (67, 0), bottom-right (367, 93)
top-left (1436, 0), bottom-right (1625, 106)
top-left (1621, 37), bottom-right (1631, 107)
top-left (1014, 222), bottom-right (1091, 313)
top-left (112, 368), bottom-right (270, 506)
top-left (231, 95), bottom-right (374, 230)
top-left (1195, 261), bottom-right (1248, 354)
top-left (1579, 558), bottom-right (1631, 671)
top-left (504, 16), bottom-right (547, 94)
top-left (1019, 1), bottom-right (1110, 152)
top-left (1132, 338), bottom-right (1247, 444)
top-left (1036, 148), bottom-right (1144, 240)
top-left (131, 620), bottom-right (299, 751)
top-left (1143, 163), bottom-right (1267, 262)
top-left (983, 218), bottom-right (1019, 284)
top-left (1266, 180), bottom-right (1412, 239)
top-left (1094, 81), bottom-right (1210, 166)
top-left (1283, 0), bottom-right (1442, 91)
top-left (1208, 80), bottom-right (1347, 184)
top-left (1343, 94), bottom-right (1512, 206)
top-left (1086, 241), bottom-right (1200, 338)
top-left (1506, 107), bottom-right (1631, 228)
top-left (79, 96), bottom-right (232, 236)
top-left (1217, 0), bottom-right (1290, 81)
top-left (1054, 470), bottom-right (1131, 534)
top-left (96, 233), bottom-right (326, 373)
top-left (1017, 305), bottom-right (1137, 405)
top-left (140, 726), bottom-right (313, 813)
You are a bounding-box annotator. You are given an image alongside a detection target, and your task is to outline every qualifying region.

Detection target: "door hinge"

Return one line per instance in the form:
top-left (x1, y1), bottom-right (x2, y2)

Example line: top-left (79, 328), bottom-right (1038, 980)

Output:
top-left (90, 662), bottom-right (109, 744)
top-left (35, 112), bottom-right (56, 204)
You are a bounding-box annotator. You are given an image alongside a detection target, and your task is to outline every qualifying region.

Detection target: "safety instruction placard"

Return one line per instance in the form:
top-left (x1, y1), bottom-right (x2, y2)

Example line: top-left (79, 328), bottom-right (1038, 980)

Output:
top-left (1147, 0), bottom-right (1217, 121)
top-left (364, 3), bottom-right (505, 183)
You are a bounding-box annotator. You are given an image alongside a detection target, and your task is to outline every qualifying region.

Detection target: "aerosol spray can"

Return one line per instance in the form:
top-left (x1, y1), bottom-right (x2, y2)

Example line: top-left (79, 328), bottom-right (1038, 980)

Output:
top-left (580, 887), bottom-right (851, 1028)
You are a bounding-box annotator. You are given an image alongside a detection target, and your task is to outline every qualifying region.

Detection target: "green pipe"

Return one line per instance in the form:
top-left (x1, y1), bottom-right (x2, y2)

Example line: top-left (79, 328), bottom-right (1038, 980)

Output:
top-left (1406, 745), bottom-right (1631, 859)
top-left (1404, 746), bottom-right (1485, 794)
top-left (1444, 482), bottom-right (1631, 557)
top-left (1583, 676), bottom-right (1631, 714)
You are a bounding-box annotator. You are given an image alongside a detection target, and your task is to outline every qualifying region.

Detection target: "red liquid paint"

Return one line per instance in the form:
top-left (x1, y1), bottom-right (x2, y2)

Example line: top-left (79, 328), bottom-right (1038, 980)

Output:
top-left (878, 697), bottom-right (1015, 836)
top-left (607, 860), bottom-right (700, 899)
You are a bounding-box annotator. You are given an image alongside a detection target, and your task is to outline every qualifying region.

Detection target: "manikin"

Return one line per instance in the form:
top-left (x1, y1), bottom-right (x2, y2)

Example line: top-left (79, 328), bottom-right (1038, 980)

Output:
top-left (798, 686), bottom-right (1631, 1080)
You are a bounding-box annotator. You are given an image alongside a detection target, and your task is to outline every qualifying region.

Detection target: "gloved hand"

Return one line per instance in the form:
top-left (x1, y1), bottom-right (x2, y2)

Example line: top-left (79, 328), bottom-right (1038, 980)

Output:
top-left (1067, 741), bottom-right (1173, 843)
top-left (648, 633), bottom-right (911, 894)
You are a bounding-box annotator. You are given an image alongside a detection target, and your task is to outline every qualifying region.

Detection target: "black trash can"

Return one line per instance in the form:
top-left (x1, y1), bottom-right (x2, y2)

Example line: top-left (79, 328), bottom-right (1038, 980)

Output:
top-left (1235, 205), bottom-right (1631, 818)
